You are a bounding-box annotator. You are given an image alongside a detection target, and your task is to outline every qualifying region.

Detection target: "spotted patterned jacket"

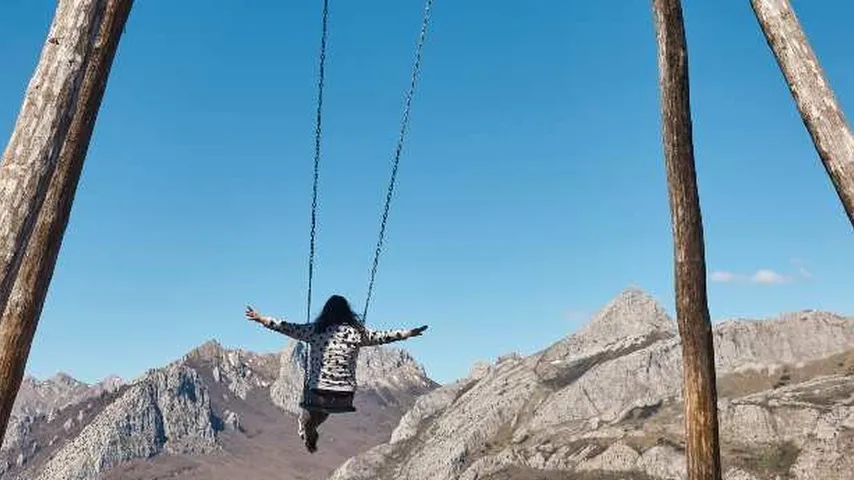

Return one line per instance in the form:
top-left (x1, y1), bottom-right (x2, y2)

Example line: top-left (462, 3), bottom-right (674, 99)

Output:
top-left (260, 316), bottom-right (417, 392)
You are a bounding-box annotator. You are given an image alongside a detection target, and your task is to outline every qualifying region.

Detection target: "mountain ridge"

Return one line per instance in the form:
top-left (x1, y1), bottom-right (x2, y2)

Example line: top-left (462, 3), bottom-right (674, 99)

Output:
top-left (330, 287), bottom-right (854, 480)
top-left (4, 287), bottom-right (852, 480)
top-left (2, 338), bottom-right (438, 480)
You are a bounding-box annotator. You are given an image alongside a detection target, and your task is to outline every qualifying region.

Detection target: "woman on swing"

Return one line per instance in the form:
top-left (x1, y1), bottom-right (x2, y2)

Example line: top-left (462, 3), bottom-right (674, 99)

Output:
top-left (245, 295), bottom-right (428, 453)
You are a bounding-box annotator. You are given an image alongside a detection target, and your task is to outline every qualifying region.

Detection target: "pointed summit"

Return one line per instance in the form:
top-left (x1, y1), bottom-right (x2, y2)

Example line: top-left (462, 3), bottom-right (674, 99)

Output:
top-left (536, 287), bottom-right (677, 384)
top-left (185, 339), bottom-right (226, 361)
top-left (96, 375), bottom-right (125, 391)
top-left (48, 372), bottom-right (84, 388)
top-left (579, 287), bottom-right (675, 342)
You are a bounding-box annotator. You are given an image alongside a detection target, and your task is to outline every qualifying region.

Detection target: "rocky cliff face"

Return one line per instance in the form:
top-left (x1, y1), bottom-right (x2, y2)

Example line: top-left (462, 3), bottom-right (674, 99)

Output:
top-left (1, 339), bottom-right (438, 480)
top-left (32, 365), bottom-right (217, 480)
top-left (330, 288), bottom-right (854, 480)
top-left (1, 372), bottom-right (124, 464)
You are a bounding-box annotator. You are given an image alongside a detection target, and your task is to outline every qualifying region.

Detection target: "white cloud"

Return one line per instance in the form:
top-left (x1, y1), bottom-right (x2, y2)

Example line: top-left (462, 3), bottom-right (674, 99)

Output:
top-left (711, 264), bottom-right (810, 285)
top-left (750, 269), bottom-right (791, 284)
top-left (710, 271), bottom-right (745, 283)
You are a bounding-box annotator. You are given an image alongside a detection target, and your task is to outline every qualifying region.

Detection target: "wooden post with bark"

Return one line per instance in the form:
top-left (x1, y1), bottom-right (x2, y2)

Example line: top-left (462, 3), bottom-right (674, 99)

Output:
top-left (0, 0), bottom-right (100, 323)
top-left (0, 0), bottom-right (133, 441)
top-left (751, 0), bottom-right (854, 229)
top-left (651, 1), bottom-right (722, 479)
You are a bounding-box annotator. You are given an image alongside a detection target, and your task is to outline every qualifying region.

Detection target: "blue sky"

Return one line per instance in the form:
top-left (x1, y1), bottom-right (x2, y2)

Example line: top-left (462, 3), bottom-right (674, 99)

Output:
top-left (1, 1), bottom-right (852, 386)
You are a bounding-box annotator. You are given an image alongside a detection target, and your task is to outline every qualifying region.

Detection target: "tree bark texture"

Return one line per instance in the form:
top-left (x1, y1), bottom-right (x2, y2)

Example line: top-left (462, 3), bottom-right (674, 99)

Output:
top-left (751, 0), bottom-right (854, 229)
top-left (651, 1), bottom-right (722, 479)
top-left (0, 0), bottom-right (103, 319)
top-left (0, 0), bottom-right (132, 441)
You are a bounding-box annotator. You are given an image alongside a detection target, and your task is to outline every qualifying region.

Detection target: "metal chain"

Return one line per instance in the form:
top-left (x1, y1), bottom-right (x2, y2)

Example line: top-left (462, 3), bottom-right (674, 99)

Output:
top-left (306, 0), bottom-right (329, 325)
top-left (362, 0), bottom-right (433, 322)
top-left (303, 0), bottom-right (330, 393)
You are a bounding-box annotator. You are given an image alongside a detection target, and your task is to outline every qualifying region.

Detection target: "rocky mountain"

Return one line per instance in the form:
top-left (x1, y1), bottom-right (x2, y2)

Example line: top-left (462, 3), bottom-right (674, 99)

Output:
top-left (2, 373), bottom-right (124, 457)
top-left (0, 339), bottom-right (438, 480)
top-left (331, 288), bottom-right (854, 480)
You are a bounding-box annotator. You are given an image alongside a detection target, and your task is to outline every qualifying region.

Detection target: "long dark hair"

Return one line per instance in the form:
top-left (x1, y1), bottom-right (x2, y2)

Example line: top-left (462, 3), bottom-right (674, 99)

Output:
top-left (313, 295), bottom-right (365, 334)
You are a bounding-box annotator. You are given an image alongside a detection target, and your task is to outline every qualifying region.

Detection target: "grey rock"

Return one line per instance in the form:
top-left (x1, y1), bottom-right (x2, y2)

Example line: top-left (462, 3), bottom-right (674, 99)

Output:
top-left (390, 373), bottom-right (482, 445)
top-left (724, 468), bottom-right (759, 480)
top-left (577, 442), bottom-right (640, 472)
top-left (331, 287), bottom-right (854, 480)
top-left (2, 373), bottom-right (123, 453)
top-left (468, 361), bottom-right (491, 381)
top-left (638, 445), bottom-right (685, 480)
top-left (32, 365), bottom-right (216, 480)
top-left (269, 341), bottom-right (309, 415)
top-left (222, 410), bottom-right (240, 431)
top-left (713, 311), bottom-right (854, 371)
top-left (183, 340), bottom-right (271, 401)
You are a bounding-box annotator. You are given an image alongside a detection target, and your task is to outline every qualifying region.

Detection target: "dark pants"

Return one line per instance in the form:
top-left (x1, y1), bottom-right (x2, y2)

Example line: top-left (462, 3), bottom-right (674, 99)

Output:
top-left (297, 389), bottom-right (355, 448)
top-left (298, 409), bottom-right (329, 437)
top-left (300, 388), bottom-right (357, 413)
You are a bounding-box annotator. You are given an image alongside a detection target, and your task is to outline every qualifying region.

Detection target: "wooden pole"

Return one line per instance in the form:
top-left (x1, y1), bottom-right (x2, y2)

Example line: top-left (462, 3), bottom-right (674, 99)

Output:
top-left (0, 0), bottom-right (132, 441)
top-left (751, 0), bottom-right (854, 229)
top-left (651, 1), bottom-right (722, 479)
top-left (0, 0), bottom-right (102, 321)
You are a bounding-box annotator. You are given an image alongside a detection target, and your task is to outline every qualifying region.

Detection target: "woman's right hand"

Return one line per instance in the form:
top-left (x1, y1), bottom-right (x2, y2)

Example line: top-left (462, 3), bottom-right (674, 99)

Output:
top-left (245, 305), bottom-right (264, 323)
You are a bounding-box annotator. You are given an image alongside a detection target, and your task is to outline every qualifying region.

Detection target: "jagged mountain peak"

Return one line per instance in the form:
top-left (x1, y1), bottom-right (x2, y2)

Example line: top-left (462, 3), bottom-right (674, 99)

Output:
top-left (182, 339), bottom-right (279, 372)
top-left (97, 375), bottom-right (124, 389)
top-left (358, 344), bottom-right (428, 375)
top-left (47, 372), bottom-right (80, 385)
top-left (580, 286), bottom-right (674, 339)
top-left (184, 338), bottom-right (226, 361)
top-left (537, 287), bottom-right (675, 374)
top-left (20, 372), bottom-right (84, 389)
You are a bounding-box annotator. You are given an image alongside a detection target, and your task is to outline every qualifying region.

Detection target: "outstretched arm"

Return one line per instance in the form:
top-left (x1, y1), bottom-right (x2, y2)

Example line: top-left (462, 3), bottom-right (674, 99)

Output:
top-left (245, 305), bottom-right (313, 341)
top-left (360, 325), bottom-right (428, 347)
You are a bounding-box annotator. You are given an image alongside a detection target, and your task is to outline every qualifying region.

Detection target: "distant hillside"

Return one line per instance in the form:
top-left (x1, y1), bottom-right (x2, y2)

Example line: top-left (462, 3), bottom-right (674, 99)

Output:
top-left (1, 340), bottom-right (438, 480)
top-left (2, 372), bottom-right (124, 458)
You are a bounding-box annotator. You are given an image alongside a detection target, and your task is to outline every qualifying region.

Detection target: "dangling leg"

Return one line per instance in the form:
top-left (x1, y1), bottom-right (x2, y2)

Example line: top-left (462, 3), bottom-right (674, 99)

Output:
top-left (298, 409), bottom-right (329, 453)
top-left (305, 410), bottom-right (329, 453)
top-left (297, 409), bottom-right (309, 440)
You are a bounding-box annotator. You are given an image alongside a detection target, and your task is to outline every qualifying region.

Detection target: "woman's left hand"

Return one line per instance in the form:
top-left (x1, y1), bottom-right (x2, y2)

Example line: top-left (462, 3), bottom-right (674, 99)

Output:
top-left (410, 325), bottom-right (428, 337)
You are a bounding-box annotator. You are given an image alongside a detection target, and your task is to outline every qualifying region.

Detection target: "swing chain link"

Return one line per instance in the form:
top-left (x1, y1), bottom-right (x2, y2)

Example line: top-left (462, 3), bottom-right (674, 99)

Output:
top-left (303, 0), bottom-right (331, 394)
top-left (362, 0), bottom-right (433, 322)
top-left (306, 0), bottom-right (330, 325)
